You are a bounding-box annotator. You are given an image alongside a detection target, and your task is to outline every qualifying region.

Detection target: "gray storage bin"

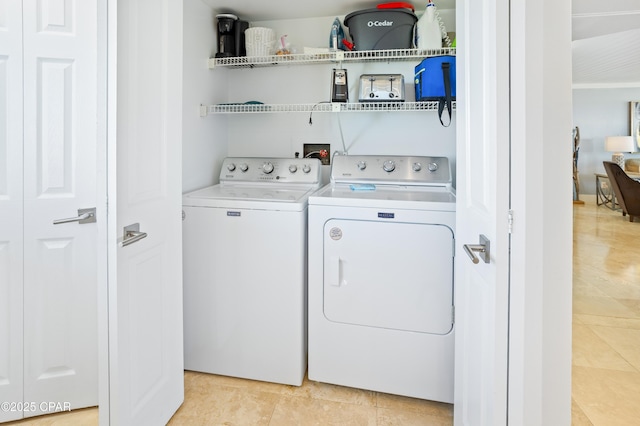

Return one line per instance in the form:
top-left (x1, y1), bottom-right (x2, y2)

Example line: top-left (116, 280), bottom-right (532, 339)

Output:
top-left (344, 8), bottom-right (417, 50)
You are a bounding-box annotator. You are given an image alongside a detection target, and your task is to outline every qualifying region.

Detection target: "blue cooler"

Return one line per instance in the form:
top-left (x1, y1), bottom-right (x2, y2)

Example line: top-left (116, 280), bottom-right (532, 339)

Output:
top-left (414, 55), bottom-right (456, 101)
top-left (414, 55), bottom-right (456, 127)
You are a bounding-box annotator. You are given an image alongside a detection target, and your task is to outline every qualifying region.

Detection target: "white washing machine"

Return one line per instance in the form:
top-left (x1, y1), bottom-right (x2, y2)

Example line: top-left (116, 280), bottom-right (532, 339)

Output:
top-left (307, 155), bottom-right (455, 403)
top-left (182, 157), bottom-right (321, 386)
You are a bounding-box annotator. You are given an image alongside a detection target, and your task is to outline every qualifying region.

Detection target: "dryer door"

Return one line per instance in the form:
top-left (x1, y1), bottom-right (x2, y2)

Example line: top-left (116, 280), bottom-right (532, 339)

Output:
top-left (323, 219), bottom-right (454, 335)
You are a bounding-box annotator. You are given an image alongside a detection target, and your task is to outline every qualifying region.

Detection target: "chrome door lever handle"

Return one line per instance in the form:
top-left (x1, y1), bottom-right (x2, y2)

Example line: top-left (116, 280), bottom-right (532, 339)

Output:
top-left (121, 223), bottom-right (148, 247)
top-left (53, 208), bottom-right (96, 224)
top-left (463, 244), bottom-right (486, 264)
top-left (463, 235), bottom-right (490, 264)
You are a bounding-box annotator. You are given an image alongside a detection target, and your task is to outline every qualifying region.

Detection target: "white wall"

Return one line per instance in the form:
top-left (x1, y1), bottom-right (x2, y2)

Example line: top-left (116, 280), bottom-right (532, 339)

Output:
top-left (572, 87), bottom-right (640, 194)
top-left (182, 0), bottom-right (229, 193)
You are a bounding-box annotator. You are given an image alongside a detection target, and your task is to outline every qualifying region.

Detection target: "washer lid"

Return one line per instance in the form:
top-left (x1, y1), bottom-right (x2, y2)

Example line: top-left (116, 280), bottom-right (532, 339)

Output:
top-left (183, 184), bottom-right (319, 210)
top-left (309, 183), bottom-right (456, 211)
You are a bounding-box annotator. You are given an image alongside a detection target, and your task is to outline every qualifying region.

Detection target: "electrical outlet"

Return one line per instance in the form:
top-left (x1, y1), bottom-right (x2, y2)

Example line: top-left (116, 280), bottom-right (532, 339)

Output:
top-left (303, 144), bottom-right (331, 165)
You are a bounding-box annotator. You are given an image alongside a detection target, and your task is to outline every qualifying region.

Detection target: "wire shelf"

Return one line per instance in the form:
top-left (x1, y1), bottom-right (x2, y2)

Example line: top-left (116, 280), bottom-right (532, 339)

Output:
top-left (209, 48), bottom-right (456, 69)
top-left (208, 101), bottom-right (454, 114)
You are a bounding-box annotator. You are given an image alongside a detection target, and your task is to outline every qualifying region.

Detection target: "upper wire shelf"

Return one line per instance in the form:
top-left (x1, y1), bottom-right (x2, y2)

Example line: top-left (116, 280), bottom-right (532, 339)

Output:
top-left (208, 48), bottom-right (456, 69)
top-left (207, 101), bottom-right (453, 114)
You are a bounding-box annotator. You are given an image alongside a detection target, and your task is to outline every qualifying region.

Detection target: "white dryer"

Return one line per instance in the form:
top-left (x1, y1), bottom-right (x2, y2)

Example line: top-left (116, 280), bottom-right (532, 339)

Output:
top-left (182, 157), bottom-right (321, 386)
top-left (307, 155), bottom-right (455, 403)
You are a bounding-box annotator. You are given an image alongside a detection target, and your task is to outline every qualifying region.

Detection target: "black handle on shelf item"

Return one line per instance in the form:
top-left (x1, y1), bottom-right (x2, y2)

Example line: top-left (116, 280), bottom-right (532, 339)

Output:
top-left (438, 62), bottom-right (452, 127)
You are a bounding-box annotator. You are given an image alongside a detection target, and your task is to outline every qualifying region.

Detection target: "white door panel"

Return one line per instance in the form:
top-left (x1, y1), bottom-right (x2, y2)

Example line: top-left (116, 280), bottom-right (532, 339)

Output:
top-left (106, 0), bottom-right (184, 424)
top-left (0, 1), bottom-right (24, 421)
top-left (23, 235), bottom-right (98, 411)
top-left (1, 0), bottom-right (98, 421)
top-left (22, 0), bottom-right (99, 416)
top-left (117, 244), bottom-right (172, 417)
top-left (454, 0), bottom-right (510, 424)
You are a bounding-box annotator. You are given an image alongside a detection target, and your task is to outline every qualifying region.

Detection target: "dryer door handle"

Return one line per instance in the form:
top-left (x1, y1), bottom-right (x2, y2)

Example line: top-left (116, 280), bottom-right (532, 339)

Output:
top-left (328, 256), bottom-right (346, 287)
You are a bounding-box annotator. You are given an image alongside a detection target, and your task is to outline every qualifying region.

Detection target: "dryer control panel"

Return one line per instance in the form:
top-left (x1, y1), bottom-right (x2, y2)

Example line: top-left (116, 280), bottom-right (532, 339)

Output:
top-left (331, 155), bottom-right (451, 186)
top-left (220, 157), bottom-right (321, 184)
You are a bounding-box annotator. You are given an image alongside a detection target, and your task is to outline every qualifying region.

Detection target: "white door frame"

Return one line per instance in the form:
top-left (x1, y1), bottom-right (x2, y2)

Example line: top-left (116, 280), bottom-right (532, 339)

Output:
top-left (508, 0), bottom-right (573, 424)
top-left (97, 0), bottom-right (110, 423)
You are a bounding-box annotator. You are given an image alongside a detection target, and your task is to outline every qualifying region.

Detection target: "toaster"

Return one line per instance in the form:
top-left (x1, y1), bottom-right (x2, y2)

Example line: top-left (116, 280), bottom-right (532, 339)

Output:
top-left (358, 74), bottom-right (405, 102)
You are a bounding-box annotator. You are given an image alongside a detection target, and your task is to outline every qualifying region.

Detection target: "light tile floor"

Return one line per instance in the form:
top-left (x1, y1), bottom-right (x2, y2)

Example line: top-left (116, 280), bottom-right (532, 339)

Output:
top-left (168, 372), bottom-right (453, 425)
top-left (571, 195), bottom-right (640, 426)
top-left (5, 195), bottom-right (639, 425)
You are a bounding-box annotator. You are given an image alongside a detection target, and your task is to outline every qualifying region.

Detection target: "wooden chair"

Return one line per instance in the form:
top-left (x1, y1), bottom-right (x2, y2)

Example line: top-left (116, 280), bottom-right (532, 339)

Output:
top-left (603, 161), bottom-right (640, 222)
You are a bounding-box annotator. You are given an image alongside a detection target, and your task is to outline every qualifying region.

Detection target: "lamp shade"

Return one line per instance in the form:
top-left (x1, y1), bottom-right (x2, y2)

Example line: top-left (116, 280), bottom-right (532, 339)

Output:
top-left (605, 136), bottom-right (636, 153)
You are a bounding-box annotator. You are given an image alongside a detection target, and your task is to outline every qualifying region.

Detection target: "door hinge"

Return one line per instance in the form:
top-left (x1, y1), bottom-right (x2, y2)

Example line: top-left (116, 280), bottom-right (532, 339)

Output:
top-left (508, 209), bottom-right (514, 234)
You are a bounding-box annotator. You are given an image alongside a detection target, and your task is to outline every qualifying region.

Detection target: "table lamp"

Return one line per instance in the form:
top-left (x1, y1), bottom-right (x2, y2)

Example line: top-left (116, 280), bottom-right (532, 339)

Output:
top-left (605, 136), bottom-right (636, 168)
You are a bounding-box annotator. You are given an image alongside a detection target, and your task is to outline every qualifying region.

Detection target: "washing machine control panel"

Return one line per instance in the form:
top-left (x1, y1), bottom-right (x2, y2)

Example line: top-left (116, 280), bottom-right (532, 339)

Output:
top-left (331, 155), bottom-right (451, 186)
top-left (220, 157), bottom-right (321, 184)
